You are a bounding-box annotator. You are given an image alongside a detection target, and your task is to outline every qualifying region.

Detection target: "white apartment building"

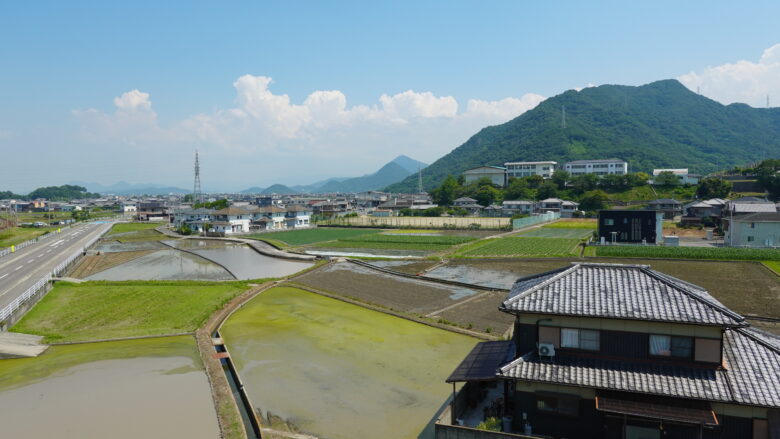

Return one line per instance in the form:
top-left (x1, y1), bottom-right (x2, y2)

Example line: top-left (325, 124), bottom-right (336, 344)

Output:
top-left (504, 161), bottom-right (557, 179)
top-left (564, 159), bottom-right (628, 176)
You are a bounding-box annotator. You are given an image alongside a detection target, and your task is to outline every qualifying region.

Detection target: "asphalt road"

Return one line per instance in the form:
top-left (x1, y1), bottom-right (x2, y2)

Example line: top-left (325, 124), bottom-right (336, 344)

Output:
top-left (0, 221), bottom-right (113, 311)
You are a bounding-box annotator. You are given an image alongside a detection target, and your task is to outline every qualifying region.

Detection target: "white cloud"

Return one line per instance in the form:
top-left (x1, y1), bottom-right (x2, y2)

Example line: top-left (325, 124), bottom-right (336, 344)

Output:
top-left (72, 75), bottom-right (545, 187)
top-left (678, 43), bottom-right (780, 107)
top-left (463, 94), bottom-right (546, 121)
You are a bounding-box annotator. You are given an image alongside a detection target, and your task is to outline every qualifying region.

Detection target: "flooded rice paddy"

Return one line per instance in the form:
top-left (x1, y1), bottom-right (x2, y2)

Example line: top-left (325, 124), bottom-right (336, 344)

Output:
top-left (0, 336), bottom-right (219, 439)
top-left (86, 248), bottom-right (234, 281)
top-left (166, 239), bottom-right (313, 280)
top-left (221, 287), bottom-right (477, 439)
top-left (86, 238), bottom-right (312, 281)
top-left (305, 249), bottom-right (429, 258)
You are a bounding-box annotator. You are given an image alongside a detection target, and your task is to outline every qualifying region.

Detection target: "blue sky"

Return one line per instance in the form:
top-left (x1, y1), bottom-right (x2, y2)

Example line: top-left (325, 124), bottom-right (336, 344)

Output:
top-left (1, 1), bottom-right (779, 192)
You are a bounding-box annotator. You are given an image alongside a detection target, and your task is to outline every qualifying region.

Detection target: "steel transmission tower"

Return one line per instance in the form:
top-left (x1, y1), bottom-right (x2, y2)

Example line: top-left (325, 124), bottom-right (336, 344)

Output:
top-left (417, 165), bottom-right (424, 194)
top-left (561, 105), bottom-right (566, 129)
top-left (193, 151), bottom-right (202, 204)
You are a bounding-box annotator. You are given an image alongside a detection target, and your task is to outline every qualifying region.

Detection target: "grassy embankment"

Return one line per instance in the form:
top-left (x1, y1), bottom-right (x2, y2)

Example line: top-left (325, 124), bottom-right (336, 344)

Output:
top-left (762, 261), bottom-right (780, 275)
top-left (105, 222), bottom-right (167, 242)
top-left (0, 226), bottom-right (59, 248)
top-left (12, 280), bottom-right (254, 343)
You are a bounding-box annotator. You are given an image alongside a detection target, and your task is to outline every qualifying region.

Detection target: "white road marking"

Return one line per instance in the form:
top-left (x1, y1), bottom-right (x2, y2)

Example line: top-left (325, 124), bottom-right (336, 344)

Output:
top-left (0, 274), bottom-right (7, 280)
top-left (27, 259), bottom-right (34, 263)
top-left (50, 239), bottom-right (64, 247)
top-left (14, 266), bottom-right (22, 271)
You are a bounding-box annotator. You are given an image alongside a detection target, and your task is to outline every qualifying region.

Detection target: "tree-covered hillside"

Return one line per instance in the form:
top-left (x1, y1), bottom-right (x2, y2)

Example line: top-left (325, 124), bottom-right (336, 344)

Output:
top-left (386, 80), bottom-right (780, 193)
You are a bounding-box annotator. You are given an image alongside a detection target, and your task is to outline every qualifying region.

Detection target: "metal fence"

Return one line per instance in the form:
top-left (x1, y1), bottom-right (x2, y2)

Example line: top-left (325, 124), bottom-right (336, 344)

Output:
top-left (511, 211), bottom-right (560, 229)
top-left (0, 224), bottom-right (108, 324)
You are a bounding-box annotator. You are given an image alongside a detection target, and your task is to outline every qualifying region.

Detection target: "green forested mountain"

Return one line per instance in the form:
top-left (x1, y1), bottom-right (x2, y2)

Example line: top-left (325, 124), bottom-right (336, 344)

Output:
top-left (0, 185), bottom-right (100, 201)
top-left (386, 80), bottom-right (780, 193)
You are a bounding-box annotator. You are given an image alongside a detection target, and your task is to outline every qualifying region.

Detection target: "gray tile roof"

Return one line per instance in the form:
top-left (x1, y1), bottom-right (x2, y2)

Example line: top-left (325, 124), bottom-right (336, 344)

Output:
top-left (499, 327), bottom-right (780, 408)
top-left (502, 263), bottom-right (745, 327)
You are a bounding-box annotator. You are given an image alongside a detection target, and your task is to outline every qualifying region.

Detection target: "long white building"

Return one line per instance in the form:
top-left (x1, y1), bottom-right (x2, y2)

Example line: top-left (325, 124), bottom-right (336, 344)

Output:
top-left (564, 159), bottom-right (628, 176)
top-left (504, 161), bottom-right (557, 179)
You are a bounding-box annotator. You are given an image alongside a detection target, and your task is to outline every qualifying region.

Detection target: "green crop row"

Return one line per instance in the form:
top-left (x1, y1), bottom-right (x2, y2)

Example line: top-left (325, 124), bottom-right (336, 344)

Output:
top-left (594, 245), bottom-right (780, 261)
top-left (460, 237), bottom-right (581, 257)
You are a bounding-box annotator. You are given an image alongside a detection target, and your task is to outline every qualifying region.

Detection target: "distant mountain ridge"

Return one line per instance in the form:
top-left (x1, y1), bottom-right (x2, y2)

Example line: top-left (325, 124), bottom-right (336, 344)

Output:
top-left (71, 181), bottom-right (190, 195)
top-left (241, 155), bottom-right (427, 195)
top-left (385, 79), bottom-right (780, 193)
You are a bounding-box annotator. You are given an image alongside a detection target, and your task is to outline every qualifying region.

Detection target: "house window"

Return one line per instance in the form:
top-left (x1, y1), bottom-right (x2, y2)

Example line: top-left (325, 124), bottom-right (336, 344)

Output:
top-left (747, 236), bottom-right (755, 242)
top-left (560, 328), bottom-right (600, 350)
top-left (649, 335), bottom-right (693, 358)
top-left (750, 222), bottom-right (755, 229)
top-left (604, 219), bottom-right (614, 226)
top-left (536, 394), bottom-right (579, 416)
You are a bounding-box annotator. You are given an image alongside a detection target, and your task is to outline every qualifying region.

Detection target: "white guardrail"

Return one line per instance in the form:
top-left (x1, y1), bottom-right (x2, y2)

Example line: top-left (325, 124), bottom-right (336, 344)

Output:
top-left (0, 224), bottom-right (108, 323)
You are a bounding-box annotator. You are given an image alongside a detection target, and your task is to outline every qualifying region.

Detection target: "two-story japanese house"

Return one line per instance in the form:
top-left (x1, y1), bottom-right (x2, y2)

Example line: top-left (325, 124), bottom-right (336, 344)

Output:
top-left (440, 263), bottom-right (779, 439)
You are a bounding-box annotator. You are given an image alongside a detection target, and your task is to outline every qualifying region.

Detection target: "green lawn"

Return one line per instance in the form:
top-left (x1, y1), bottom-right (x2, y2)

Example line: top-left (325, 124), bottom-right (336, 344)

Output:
top-left (105, 222), bottom-right (167, 242)
top-left (460, 237), bottom-right (582, 257)
top-left (595, 245), bottom-right (780, 261)
top-left (519, 228), bottom-right (594, 239)
top-left (12, 280), bottom-right (252, 343)
top-left (246, 227), bottom-right (382, 246)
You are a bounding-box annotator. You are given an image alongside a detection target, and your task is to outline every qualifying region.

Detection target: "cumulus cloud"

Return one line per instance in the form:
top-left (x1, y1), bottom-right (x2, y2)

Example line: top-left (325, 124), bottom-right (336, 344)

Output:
top-left (678, 43), bottom-right (780, 107)
top-left (72, 75), bottom-right (545, 185)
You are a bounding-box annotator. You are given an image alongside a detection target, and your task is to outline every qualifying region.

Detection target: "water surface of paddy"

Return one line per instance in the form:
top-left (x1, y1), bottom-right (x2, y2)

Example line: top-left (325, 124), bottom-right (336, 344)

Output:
top-left (221, 287), bottom-right (477, 439)
top-left (166, 239), bottom-right (313, 279)
top-left (86, 249), bottom-right (233, 280)
top-left (0, 336), bottom-right (219, 439)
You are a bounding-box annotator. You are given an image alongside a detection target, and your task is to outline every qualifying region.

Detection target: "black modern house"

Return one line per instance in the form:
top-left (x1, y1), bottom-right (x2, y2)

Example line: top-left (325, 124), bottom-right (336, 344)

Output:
top-left (598, 210), bottom-right (663, 244)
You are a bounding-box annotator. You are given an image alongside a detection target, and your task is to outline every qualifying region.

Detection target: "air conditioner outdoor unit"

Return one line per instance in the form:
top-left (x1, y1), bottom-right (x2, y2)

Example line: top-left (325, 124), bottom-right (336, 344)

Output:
top-left (538, 343), bottom-right (556, 358)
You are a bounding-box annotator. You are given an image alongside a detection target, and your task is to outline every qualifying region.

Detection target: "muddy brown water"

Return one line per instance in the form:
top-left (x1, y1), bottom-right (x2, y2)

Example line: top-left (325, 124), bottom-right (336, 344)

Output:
top-left (0, 336), bottom-right (219, 439)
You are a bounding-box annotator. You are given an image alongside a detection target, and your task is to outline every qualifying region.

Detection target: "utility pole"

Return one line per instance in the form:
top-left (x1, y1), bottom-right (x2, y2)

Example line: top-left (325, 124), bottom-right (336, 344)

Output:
top-left (417, 165), bottom-right (424, 194)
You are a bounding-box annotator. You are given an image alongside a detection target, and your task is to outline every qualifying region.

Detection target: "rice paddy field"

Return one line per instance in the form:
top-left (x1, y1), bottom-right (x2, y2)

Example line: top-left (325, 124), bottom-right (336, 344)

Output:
top-left (106, 222), bottom-right (167, 242)
top-left (313, 233), bottom-right (476, 251)
top-left (517, 227), bottom-right (594, 239)
top-left (247, 227), bottom-right (382, 246)
top-left (594, 245), bottom-right (780, 261)
top-left (543, 219), bottom-right (597, 229)
top-left (424, 258), bottom-right (780, 329)
top-left (221, 286), bottom-right (478, 439)
top-left (459, 237), bottom-right (582, 257)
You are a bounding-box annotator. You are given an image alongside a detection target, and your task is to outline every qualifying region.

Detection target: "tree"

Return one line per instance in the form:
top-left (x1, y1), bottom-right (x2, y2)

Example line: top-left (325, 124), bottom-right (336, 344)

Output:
top-left (551, 170), bottom-right (569, 190)
top-left (505, 178), bottom-right (532, 200)
top-left (475, 185), bottom-right (501, 207)
top-left (654, 171), bottom-right (680, 187)
top-left (628, 172), bottom-right (650, 186)
top-left (183, 194), bottom-right (193, 202)
top-left (431, 175), bottom-right (460, 206)
top-left (525, 175), bottom-right (544, 189)
top-left (579, 190), bottom-right (609, 211)
top-left (536, 181), bottom-right (558, 200)
top-left (570, 174), bottom-right (599, 194)
top-left (758, 174), bottom-right (780, 201)
top-left (194, 199), bottom-right (229, 209)
top-left (696, 177), bottom-right (732, 199)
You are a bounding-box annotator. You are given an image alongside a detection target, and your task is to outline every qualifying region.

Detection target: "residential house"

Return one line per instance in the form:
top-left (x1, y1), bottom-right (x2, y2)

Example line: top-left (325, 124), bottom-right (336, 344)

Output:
top-left (723, 197), bottom-right (777, 217)
top-left (504, 161), bottom-right (556, 179)
top-left (564, 159), bottom-right (628, 176)
top-left (598, 210), bottom-right (663, 244)
top-left (724, 212), bottom-right (780, 247)
top-left (538, 198), bottom-right (579, 218)
top-left (453, 197), bottom-right (483, 215)
top-left (501, 200), bottom-right (536, 217)
top-left (440, 263), bottom-right (780, 439)
top-left (137, 200), bottom-right (169, 221)
top-left (652, 168), bottom-right (700, 185)
top-left (463, 166), bottom-right (507, 187)
top-left (284, 205), bottom-right (312, 228)
top-left (210, 207), bottom-right (251, 234)
top-left (172, 208), bottom-right (213, 233)
top-left (247, 206), bottom-right (287, 230)
top-left (647, 198), bottom-right (682, 219)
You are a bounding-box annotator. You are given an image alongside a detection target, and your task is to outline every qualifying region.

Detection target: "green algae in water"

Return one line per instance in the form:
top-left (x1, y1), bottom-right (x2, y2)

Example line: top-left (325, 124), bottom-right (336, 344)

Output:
top-left (0, 335), bottom-right (201, 392)
top-left (221, 287), bottom-right (478, 439)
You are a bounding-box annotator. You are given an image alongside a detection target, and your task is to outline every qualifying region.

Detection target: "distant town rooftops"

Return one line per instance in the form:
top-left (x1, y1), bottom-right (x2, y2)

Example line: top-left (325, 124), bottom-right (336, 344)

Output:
top-left (565, 159), bottom-right (626, 164)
